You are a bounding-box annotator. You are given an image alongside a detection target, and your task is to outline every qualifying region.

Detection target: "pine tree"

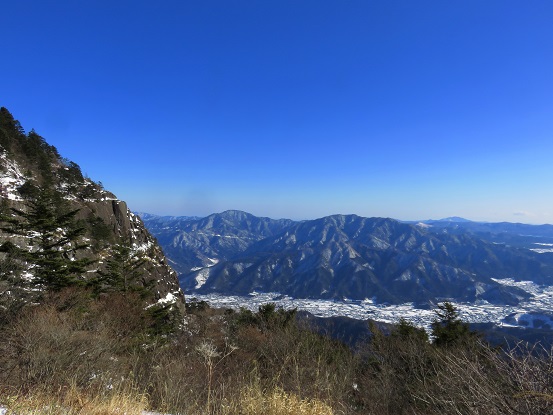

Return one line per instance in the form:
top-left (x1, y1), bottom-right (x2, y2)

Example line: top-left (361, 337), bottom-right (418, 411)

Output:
top-left (430, 302), bottom-right (472, 347)
top-left (393, 317), bottom-right (429, 343)
top-left (91, 241), bottom-right (151, 297)
top-left (0, 185), bottom-right (94, 290)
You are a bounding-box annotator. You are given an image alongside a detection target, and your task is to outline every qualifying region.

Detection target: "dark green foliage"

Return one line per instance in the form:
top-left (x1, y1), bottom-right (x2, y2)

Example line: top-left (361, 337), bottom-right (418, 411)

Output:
top-left (90, 241), bottom-right (150, 297)
top-left (0, 255), bottom-right (27, 327)
top-left (58, 159), bottom-right (86, 194)
top-left (60, 159), bottom-right (84, 183)
top-left (23, 129), bottom-right (59, 160)
top-left (16, 180), bottom-right (41, 199)
top-left (393, 317), bottom-right (429, 343)
top-left (79, 182), bottom-right (99, 199)
top-left (185, 298), bottom-right (210, 312)
top-left (362, 319), bottom-right (436, 414)
top-left (21, 130), bottom-right (59, 186)
top-left (431, 302), bottom-right (473, 347)
top-left (86, 214), bottom-right (113, 248)
top-left (0, 107), bottom-right (25, 152)
top-left (0, 107), bottom-right (87, 192)
top-left (0, 128), bottom-right (10, 152)
top-left (0, 185), bottom-right (94, 291)
top-left (147, 302), bottom-right (183, 337)
top-left (233, 303), bottom-right (298, 332)
top-left (0, 197), bottom-right (9, 215)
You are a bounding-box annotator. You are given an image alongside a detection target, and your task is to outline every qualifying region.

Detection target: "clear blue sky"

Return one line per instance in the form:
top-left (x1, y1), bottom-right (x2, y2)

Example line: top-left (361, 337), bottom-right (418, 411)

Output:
top-left (2, 1), bottom-right (553, 223)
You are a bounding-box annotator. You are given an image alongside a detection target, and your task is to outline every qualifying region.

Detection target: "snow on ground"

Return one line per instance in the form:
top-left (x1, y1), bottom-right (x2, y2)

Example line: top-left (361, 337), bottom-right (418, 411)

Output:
top-left (192, 258), bottom-right (219, 272)
top-left (530, 243), bottom-right (553, 253)
top-left (192, 258), bottom-right (220, 288)
top-left (149, 290), bottom-right (181, 308)
top-left (195, 231), bottom-right (255, 240)
top-left (189, 278), bottom-right (553, 331)
top-left (133, 240), bottom-right (154, 253)
top-left (0, 151), bottom-right (26, 201)
top-left (194, 268), bottom-right (211, 289)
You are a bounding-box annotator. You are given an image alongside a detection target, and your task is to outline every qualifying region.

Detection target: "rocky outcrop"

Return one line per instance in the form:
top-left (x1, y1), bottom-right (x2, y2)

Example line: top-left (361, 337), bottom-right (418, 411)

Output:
top-left (0, 106), bottom-right (184, 310)
top-left (78, 199), bottom-right (184, 305)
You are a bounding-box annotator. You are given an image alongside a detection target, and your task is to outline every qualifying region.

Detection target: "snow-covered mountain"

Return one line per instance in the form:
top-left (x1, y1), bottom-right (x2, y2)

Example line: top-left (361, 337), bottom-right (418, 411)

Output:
top-left (141, 211), bottom-right (553, 307)
top-left (412, 218), bottom-right (553, 251)
top-left (140, 210), bottom-right (295, 275)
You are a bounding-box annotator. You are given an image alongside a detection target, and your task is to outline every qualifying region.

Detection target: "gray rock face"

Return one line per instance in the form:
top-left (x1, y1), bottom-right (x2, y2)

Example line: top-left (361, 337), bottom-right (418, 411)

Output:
top-left (0, 107), bottom-right (184, 309)
top-left (75, 199), bottom-right (184, 305)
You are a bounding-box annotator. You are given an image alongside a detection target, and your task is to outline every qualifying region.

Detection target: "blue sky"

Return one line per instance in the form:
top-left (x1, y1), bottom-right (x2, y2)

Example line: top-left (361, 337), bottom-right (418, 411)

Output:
top-left (2, 1), bottom-right (553, 223)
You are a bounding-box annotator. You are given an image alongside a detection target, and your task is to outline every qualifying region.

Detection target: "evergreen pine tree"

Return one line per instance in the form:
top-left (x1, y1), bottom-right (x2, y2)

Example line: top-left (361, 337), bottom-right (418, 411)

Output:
top-left (91, 241), bottom-right (151, 297)
top-left (430, 302), bottom-right (472, 347)
top-left (0, 185), bottom-right (94, 290)
top-left (393, 317), bottom-right (429, 343)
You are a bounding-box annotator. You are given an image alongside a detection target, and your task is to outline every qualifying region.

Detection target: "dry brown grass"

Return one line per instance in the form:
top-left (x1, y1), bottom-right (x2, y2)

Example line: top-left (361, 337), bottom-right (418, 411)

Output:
top-left (1, 383), bottom-right (148, 415)
top-left (224, 383), bottom-right (334, 415)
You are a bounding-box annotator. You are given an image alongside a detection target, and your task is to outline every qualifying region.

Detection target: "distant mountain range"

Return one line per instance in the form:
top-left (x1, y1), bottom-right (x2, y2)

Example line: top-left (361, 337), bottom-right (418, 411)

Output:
top-left (139, 210), bottom-right (294, 276)
top-left (423, 216), bottom-right (474, 223)
top-left (140, 211), bottom-right (553, 306)
top-left (409, 217), bottom-right (553, 251)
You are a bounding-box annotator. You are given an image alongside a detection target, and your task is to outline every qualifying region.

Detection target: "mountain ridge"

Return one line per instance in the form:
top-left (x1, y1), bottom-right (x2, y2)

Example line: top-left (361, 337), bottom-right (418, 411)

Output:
top-left (140, 210), bottom-right (553, 306)
top-left (141, 209), bottom-right (295, 276)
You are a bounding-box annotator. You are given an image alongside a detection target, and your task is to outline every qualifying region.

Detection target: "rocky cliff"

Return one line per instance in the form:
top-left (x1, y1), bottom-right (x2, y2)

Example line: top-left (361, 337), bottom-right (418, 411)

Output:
top-left (0, 107), bottom-right (184, 310)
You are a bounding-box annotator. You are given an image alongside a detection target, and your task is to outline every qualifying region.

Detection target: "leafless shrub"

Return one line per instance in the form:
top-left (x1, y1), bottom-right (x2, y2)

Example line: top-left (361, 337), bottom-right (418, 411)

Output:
top-left (405, 340), bottom-right (553, 415)
top-left (411, 341), bottom-right (515, 415)
top-left (2, 294), bottom-right (552, 415)
top-left (0, 289), bottom-right (152, 395)
top-left (496, 342), bottom-right (553, 414)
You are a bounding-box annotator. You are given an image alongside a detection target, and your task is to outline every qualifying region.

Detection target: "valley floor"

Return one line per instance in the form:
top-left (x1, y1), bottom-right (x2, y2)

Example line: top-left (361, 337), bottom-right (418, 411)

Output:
top-left (190, 278), bottom-right (553, 330)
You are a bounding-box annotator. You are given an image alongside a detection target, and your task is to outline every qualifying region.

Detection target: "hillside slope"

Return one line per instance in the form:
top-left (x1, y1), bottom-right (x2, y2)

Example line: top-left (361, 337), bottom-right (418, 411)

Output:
top-left (140, 210), bottom-right (295, 276)
top-left (0, 107), bottom-right (184, 310)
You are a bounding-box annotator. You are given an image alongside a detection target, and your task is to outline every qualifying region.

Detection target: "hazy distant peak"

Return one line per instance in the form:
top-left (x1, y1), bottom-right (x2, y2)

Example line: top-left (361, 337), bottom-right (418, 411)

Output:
top-left (441, 216), bottom-right (472, 222)
top-left (424, 216), bottom-right (473, 223)
top-left (214, 209), bottom-right (254, 219)
top-left (134, 212), bottom-right (203, 222)
top-left (134, 212), bottom-right (159, 220)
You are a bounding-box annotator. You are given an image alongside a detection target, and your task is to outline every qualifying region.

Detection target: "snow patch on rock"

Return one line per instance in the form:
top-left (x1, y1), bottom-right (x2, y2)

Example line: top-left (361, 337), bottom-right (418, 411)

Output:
top-left (0, 150), bottom-right (26, 200)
